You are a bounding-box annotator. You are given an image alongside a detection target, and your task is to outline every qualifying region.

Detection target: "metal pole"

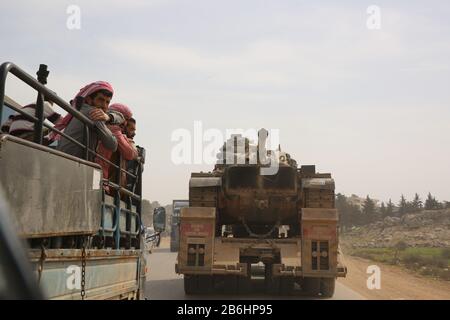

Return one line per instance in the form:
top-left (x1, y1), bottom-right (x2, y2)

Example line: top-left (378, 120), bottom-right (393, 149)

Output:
top-left (34, 64), bottom-right (49, 144)
top-left (83, 125), bottom-right (90, 160)
top-left (0, 63), bottom-right (12, 125)
top-left (0, 62), bottom-right (94, 128)
top-left (137, 162), bottom-right (143, 248)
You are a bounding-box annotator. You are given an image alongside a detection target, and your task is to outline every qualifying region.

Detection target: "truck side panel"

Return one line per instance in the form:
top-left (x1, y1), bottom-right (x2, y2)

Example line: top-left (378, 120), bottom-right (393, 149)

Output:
top-left (0, 135), bottom-right (102, 237)
top-left (29, 249), bottom-right (142, 300)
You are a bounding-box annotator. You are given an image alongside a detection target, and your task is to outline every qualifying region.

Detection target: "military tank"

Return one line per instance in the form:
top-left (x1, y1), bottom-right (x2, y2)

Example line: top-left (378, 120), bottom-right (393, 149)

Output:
top-left (176, 129), bottom-right (346, 296)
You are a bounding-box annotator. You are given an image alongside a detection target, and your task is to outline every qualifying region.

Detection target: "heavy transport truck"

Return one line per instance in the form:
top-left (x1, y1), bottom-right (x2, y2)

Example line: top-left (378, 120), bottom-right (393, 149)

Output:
top-left (175, 130), bottom-right (347, 297)
top-left (0, 62), bottom-right (165, 299)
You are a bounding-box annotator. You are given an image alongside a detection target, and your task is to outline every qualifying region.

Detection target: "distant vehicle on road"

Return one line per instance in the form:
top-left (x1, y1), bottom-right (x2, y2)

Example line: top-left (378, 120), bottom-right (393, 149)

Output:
top-left (145, 207), bottom-right (166, 252)
top-left (170, 200), bottom-right (189, 252)
top-left (145, 226), bottom-right (160, 252)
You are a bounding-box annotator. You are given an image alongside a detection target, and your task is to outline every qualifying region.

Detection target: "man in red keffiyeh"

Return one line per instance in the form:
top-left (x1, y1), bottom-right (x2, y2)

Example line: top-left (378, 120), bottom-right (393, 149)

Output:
top-left (55, 81), bottom-right (125, 160)
top-left (95, 103), bottom-right (138, 193)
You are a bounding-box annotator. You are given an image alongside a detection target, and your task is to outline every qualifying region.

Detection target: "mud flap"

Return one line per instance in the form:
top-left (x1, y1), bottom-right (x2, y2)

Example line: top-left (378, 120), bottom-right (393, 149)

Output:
top-left (301, 208), bottom-right (339, 275)
top-left (178, 207), bottom-right (216, 273)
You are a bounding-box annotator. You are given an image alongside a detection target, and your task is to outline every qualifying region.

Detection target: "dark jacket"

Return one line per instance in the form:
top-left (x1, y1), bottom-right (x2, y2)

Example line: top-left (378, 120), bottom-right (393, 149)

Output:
top-left (56, 104), bottom-right (124, 161)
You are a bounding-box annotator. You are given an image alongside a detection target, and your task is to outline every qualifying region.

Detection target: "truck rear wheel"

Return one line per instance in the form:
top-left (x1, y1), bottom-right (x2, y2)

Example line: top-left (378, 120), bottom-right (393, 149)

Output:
top-left (280, 277), bottom-right (294, 295)
top-left (224, 275), bottom-right (238, 294)
top-left (265, 276), bottom-right (279, 295)
top-left (264, 264), bottom-right (281, 295)
top-left (184, 275), bottom-right (197, 295)
top-left (320, 278), bottom-right (336, 298)
top-left (237, 276), bottom-right (251, 294)
top-left (184, 275), bottom-right (214, 294)
top-left (198, 275), bottom-right (213, 294)
top-left (303, 277), bottom-right (321, 296)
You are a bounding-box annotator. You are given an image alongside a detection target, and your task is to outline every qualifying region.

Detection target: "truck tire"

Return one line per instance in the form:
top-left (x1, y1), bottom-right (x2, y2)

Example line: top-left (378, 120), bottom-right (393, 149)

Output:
top-left (280, 277), bottom-right (294, 296)
top-left (237, 276), bottom-right (251, 294)
top-left (264, 264), bottom-right (280, 294)
top-left (198, 275), bottom-right (213, 294)
top-left (303, 277), bottom-right (321, 296)
top-left (224, 275), bottom-right (238, 294)
top-left (265, 277), bottom-right (280, 295)
top-left (320, 278), bottom-right (336, 298)
top-left (184, 275), bottom-right (198, 295)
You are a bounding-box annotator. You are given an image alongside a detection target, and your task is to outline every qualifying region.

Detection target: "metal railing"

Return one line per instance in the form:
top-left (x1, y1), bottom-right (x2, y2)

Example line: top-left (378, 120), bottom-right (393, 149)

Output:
top-left (0, 62), bottom-right (143, 249)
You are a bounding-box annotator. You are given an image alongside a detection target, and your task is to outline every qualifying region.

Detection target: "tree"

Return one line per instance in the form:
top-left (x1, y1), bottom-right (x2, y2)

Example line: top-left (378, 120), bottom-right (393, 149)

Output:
top-left (425, 192), bottom-right (441, 210)
top-left (411, 193), bottom-right (423, 212)
top-left (336, 193), bottom-right (368, 227)
top-left (336, 193), bottom-right (363, 228)
top-left (362, 195), bottom-right (376, 223)
top-left (350, 204), bottom-right (363, 226)
top-left (425, 192), bottom-right (434, 209)
top-left (386, 199), bottom-right (394, 216)
top-left (398, 194), bottom-right (407, 216)
top-left (336, 193), bottom-right (350, 228)
top-left (380, 202), bottom-right (386, 217)
top-left (335, 193), bottom-right (348, 212)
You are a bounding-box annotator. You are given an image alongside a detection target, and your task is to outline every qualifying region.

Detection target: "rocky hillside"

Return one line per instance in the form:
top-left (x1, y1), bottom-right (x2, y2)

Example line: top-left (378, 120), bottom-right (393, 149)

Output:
top-left (342, 209), bottom-right (450, 248)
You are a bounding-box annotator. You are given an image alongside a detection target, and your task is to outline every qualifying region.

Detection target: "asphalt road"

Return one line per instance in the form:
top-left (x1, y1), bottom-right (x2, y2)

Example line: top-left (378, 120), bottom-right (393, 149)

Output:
top-left (144, 242), bottom-right (364, 300)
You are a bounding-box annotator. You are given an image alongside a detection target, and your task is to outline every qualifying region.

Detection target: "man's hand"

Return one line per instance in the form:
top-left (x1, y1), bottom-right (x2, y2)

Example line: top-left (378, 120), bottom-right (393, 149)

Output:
top-left (89, 108), bottom-right (109, 122)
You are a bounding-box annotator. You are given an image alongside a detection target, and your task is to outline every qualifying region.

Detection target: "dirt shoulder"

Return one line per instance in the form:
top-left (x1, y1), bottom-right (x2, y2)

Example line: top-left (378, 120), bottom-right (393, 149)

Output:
top-left (338, 254), bottom-right (450, 300)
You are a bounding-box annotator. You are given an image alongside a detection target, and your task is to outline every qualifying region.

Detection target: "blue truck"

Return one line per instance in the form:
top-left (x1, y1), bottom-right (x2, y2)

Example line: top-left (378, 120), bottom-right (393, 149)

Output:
top-left (0, 62), bottom-right (165, 299)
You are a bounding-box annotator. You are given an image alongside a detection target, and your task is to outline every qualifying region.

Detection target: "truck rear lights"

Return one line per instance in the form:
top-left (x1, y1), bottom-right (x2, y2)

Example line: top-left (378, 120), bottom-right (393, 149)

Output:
top-left (311, 241), bottom-right (329, 270)
top-left (187, 243), bottom-right (205, 267)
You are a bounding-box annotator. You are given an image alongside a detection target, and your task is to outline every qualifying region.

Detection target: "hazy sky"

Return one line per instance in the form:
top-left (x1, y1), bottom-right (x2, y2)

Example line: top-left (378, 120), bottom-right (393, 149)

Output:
top-left (1, 0), bottom-right (449, 205)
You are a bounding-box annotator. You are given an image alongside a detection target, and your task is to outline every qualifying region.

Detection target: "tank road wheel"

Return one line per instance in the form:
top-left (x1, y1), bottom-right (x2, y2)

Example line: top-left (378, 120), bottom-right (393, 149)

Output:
top-left (320, 278), bottom-right (336, 298)
top-left (232, 225), bottom-right (248, 238)
top-left (303, 277), bottom-right (321, 296)
top-left (184, 275), bottom-right (198, 295)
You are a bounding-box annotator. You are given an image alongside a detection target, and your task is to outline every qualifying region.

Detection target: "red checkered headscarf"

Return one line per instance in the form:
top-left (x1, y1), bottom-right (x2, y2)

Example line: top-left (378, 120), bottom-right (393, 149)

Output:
top-left (49, 81), bottom-right (113, 141)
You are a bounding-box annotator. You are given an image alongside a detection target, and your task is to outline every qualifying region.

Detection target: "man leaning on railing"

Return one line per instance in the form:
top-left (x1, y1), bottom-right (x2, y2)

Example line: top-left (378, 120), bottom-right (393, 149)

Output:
top-left (95, 103), bottom-right (138, 195)
top-left (51, 81), bottom-right (125, 161)
top-left (125, 117), bottom-right (145, 193)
